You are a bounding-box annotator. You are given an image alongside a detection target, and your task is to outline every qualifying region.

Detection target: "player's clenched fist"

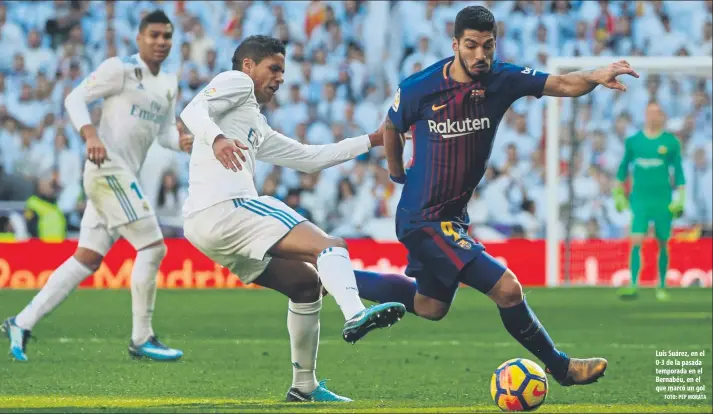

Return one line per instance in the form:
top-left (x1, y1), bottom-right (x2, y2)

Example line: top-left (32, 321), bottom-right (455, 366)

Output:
top-left (213, 135), bottom-right (248, 172)
top-left (81, 125), bottom-right (108, 167)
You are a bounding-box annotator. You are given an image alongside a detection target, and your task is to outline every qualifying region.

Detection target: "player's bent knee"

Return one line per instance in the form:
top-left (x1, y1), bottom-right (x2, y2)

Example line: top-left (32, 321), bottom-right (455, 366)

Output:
top-left (315, 235), bottom-right (348, 252)
top-left (138, 240), bottom-right (167, 258)
top-left (415, 306), bottom-right (449, 321)
top-left (414, 295), bottom-right (450, 321)
top-left (290, 278), bottom-right (322, 303)
top-left (310, 235), bottom-right (348, 263)
top-left (73, 247), bottom-right (104, 271)
top-left (118, 216), bottom-right (164, 252)
top-left (488, 270), bottom-right (523, 308)
top-left (630, 234), bottom-right (645, 246)
top-left (329, 236), bottom-right (348, 250)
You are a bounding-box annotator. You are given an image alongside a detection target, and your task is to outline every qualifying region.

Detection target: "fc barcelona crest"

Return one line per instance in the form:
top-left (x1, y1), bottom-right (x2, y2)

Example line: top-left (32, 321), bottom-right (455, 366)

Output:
top-left (457, 239), bottom-right (472, 250)
top-left (135, 68), bottom-right (143, 82)
top-left (471, 88), bottom-right (486, 104)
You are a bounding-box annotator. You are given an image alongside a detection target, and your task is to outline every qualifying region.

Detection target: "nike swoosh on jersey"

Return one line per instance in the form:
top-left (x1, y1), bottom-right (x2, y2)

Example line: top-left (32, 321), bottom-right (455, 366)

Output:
top-left (432, 104), bottom-right (447, 111)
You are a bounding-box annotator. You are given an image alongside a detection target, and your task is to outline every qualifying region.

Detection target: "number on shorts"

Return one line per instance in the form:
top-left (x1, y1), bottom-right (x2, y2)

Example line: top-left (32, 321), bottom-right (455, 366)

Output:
top-left (130, 182), bottom-right (143, 200)
top-left (441, 221), bottom-right (461, 242)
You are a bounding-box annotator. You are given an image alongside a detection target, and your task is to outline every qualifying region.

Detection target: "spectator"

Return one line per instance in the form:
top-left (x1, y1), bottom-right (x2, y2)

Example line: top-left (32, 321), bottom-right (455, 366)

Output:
top-left (155, 169), bottom-right (184, 219)
top-left (284, 188), bottom-right (313, 223)
top-left (199, 49), bottom-right (222, 84)
top-left (0, 0), bottom-right (710, 242)
top-left (684, 146), bottom-right (713, 229)
top-left (0, 3), bottom-right (24, 46)
top-left (7, 83), bottom-right (48, 129)
top-left (648, 14), bottom-right (686, 56)
top-left (15, 127), bottom-right (54, 182)
top-left (24, 175), bottom-right (66, 242)
top-left (53, 131), bottom-right (81, 214)
top-left (317, 82), bottom-right (346, 125)
top-left (188, 22), bottom-right (215, 66)
top-left (24, 29), bottom-right (58, 77)
top-left (517, 199), bottom-right (543, 239)
top-left (400, 33), bottom-right (439, 80)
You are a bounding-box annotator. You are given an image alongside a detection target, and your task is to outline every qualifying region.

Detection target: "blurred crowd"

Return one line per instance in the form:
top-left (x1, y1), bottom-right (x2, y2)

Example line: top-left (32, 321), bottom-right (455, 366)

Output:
top-left (0, 0), bottom-right (711, 242)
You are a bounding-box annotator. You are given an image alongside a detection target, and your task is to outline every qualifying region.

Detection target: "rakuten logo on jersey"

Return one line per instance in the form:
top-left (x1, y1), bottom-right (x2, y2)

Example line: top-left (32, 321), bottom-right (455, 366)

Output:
top-left (427, 117), bottom-right (491, 138)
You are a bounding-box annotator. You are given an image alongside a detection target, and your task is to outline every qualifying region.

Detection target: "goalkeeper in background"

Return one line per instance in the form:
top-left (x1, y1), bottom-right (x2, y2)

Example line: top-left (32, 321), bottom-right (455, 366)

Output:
top-left (613, 100), bottom-right (685, 301)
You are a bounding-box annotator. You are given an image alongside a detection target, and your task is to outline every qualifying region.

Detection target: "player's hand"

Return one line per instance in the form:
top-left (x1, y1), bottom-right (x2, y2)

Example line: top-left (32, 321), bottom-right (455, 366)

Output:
top-left (612, 184), bottom-right (629, 212)
top-left (593, 60), bottom-right (640, 92)
top-left (179, 132), bottom-right (194, 153)
top-left (614, 196), bottom-right (629, 212)
top-left (82, 126), bottom-right (108, 167)
top-left (213, 135), bottom-right (248, 172)
top-left (669, 200), bottom-right (685, 218)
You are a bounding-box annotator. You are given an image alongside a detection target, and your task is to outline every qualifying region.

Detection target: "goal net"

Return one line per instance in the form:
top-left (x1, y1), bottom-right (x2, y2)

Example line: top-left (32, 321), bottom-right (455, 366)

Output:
top-left (545, 56), bottom-right (712, 287)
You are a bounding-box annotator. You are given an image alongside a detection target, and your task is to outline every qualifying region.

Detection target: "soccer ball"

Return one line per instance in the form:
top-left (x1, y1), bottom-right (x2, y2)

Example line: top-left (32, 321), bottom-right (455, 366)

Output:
top-left (490, 358), bottom-right (548, 411)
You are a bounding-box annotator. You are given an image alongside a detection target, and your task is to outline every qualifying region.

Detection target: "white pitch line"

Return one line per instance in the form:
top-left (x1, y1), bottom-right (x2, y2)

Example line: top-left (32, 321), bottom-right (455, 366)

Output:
top-left (29, 338), bottom-right (713, 350)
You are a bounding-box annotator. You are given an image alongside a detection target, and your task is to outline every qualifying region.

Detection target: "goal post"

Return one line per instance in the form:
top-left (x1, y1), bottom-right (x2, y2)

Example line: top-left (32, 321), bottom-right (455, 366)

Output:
top-left (544, 56), bottom-right (713, 287)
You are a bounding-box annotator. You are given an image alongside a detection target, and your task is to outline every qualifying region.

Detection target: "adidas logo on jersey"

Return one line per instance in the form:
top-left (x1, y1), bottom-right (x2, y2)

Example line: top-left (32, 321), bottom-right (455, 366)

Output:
top-left (427, 117), bottom-right (491, 139)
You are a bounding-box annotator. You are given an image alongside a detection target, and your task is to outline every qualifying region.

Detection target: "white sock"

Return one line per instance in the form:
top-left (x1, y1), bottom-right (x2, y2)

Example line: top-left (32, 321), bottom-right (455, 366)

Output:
top-left (130, 244), bottom-right (166, 345)
top-left (288, 297), bottom-right (321, 393)
top-left (15, 257), bottom-right (93, 331)
top-left (315, 247), bottom-right (365, 319)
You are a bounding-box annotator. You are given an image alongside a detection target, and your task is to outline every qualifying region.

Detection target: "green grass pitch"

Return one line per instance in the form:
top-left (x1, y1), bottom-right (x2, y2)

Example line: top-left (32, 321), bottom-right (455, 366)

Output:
top-left (0, 287), bottom-right (711, 412)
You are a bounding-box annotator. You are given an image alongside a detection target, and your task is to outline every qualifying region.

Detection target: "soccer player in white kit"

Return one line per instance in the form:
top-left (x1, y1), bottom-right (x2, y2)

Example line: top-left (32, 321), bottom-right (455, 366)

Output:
top-left (180, 36), bottom-right (406, 402)
top-left (3, 11), bottom-right (190, 362)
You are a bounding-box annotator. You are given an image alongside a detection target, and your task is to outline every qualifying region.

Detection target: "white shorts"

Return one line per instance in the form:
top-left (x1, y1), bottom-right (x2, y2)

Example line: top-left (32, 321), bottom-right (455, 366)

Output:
top-left (184, 196), bottom-right (307, 285)
top-left (83, 169), bottom-right (154, 228)
top-left (79, 169), bottom-right (163, 255)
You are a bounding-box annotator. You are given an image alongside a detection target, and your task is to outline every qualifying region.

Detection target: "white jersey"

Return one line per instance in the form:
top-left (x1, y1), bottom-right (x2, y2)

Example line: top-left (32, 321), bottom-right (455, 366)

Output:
top-left (64, 54), bottom-right (181, 176)
top-left (180, 70), bottom-right (371, 217)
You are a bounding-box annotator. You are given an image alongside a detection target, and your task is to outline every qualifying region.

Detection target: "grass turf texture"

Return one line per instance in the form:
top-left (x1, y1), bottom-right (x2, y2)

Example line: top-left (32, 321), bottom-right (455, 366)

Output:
top-left (1, 288), bottom-right (711, 413)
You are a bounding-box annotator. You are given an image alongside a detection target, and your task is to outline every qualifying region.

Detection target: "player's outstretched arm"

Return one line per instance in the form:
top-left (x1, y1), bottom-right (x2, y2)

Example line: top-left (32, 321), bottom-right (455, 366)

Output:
top-left (543, 60), bottom-right (640, 98)
top-left (383, 117), bottom-right (406, 183)
top-left (64, 57), bottom-right (125, 166)
top-left (255, 127), bottom-right (381, 174)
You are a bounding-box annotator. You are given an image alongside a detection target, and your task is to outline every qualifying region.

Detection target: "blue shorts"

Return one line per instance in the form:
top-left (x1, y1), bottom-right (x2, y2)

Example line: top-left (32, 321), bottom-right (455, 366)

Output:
top-left (397, 220), bottom-right (506, 303)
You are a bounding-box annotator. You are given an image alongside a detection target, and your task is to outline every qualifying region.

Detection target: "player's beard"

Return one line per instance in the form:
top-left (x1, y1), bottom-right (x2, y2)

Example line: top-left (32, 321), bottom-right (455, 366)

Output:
top-left (458, 53), bottom-right (477, 81)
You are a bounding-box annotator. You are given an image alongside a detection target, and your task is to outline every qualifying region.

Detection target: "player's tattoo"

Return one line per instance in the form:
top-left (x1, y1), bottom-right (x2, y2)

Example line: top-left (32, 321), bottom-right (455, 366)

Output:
top-left (384, 118), bottom-right (398, 131)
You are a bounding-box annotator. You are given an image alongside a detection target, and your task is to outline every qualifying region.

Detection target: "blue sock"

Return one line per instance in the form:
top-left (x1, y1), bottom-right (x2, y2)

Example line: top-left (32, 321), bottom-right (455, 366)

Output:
top-left (353, 270), bottom-right (416, 314)
top-left (498, 297), bottom-right (569, 377)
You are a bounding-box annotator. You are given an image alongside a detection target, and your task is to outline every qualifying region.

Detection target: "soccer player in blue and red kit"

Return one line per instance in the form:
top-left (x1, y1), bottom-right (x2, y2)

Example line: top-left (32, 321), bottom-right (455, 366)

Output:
top-left (348, 5), bottom-right (640, 387)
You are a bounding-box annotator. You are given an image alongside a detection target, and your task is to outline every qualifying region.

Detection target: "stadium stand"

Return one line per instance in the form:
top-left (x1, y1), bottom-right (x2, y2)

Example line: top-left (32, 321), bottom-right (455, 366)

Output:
top-left (0, 0), bottom-right (711, 242)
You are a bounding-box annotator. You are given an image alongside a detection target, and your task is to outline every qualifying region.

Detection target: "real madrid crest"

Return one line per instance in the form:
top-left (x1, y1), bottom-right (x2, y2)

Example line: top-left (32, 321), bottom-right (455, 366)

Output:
top-left (135, 67), bottom-right (143, 82)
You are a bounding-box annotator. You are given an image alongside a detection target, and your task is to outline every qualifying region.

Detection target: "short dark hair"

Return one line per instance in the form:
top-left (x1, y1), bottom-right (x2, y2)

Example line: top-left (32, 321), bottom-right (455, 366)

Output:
top-left (232, 35), bottom-right (286, 71)
top-left (138, 10), bottom-right (172, 32)
top-left (454, 6), bottom-right (496, 39)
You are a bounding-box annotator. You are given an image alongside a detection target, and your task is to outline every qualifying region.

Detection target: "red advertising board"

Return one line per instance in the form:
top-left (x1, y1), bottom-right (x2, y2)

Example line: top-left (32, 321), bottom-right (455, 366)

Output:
top-left (0, 238), bottom-right (710, 289)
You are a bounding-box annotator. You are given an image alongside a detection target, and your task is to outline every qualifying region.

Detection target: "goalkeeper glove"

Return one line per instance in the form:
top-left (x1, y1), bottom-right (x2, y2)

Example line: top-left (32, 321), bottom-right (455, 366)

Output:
top-left (669, 188), bottom-right (685, 218)
top-left (612, 184), bottom-right (629, 212)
